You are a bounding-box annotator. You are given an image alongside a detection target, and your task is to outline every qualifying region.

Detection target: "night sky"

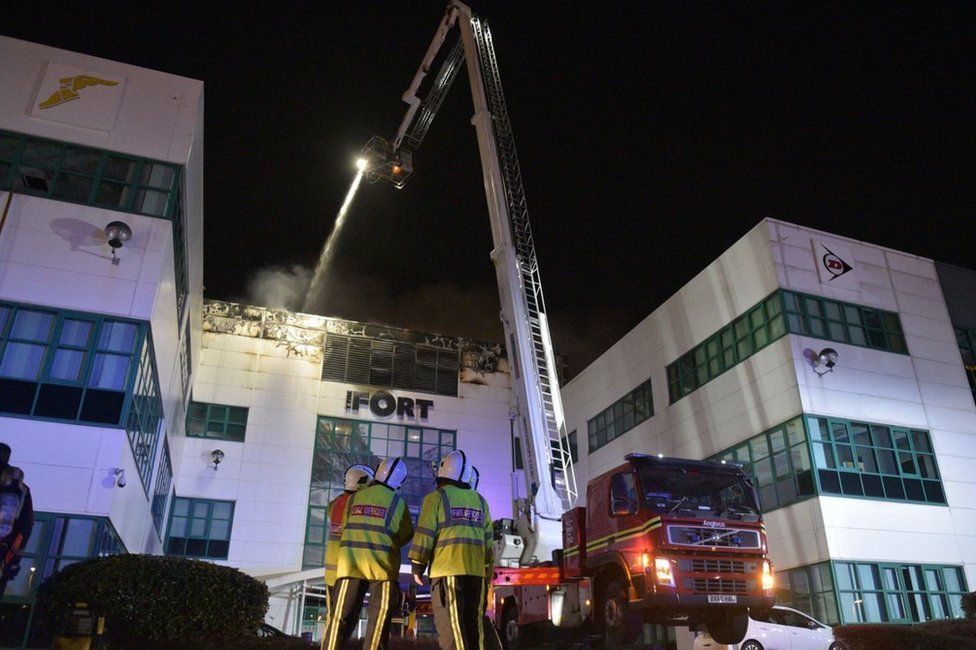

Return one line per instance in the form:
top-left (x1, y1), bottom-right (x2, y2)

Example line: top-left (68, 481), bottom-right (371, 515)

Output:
top-left (5, 2), bottom-right (974, 377)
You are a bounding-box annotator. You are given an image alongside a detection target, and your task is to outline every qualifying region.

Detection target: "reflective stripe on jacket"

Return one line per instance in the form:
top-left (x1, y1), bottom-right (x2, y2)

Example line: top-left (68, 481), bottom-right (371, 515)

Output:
top-left (409, 485), bottom-right (492, 578)
top-left (324, 492), bottom-right (352, 586)
top-left (337, 483), bottom-right (414, 581)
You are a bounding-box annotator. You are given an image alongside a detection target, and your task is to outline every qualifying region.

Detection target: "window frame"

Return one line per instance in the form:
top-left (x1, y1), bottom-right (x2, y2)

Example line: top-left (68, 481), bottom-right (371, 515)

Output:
top-left (185, 400), bottom-right (249, 442)
top-left (588, 378), bottom-right (654, 453)
top-left (165, 497), bottom-right (236, 560)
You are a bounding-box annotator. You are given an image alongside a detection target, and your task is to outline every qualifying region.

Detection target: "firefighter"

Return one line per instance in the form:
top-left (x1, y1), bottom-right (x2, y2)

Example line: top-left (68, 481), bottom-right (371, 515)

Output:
top-left (410, 451), bottom-right (492, 650)
top-left (322, 457), bottom-right (414, 650)
top-left (321, 464), bottom-right (374, 645)
top-left (0, 443), bottom-right (34, 598)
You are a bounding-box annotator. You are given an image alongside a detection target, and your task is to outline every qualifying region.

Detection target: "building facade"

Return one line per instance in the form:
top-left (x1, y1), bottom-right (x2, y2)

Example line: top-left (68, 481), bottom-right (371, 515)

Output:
top-left (560, 219), bottom-right (975, 645)
top-left (0, 36), bottom-right (203, 646)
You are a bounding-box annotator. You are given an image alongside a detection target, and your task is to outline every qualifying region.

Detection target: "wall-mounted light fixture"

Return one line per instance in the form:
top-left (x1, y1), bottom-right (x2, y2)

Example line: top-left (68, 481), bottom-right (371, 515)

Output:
top-left (210, 449), bottom-right (225, 471)
top-left (104, 221), bottom-right (132, 265)
top-left (814, 348), bottom-right (839, 376)
top-left (110, 467), bottom-right (126, 488)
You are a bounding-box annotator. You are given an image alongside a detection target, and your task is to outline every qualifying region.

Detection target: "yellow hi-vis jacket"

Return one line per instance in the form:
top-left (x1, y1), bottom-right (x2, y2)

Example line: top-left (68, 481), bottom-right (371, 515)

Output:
top-left (324, 491), bottom-right (353, 587)
top-left (409, 484), bottom-right (493, 578)
top-left (336, 483), bottom-right (414, 582)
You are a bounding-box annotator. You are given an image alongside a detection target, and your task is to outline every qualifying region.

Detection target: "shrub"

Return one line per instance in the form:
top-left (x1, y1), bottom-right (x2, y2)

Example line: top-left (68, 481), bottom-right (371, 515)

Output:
top-left (35, 554), bottom-right (269, 647)
top-left (834, 620), bottom-right (976, 649)
top-left (963, 591), bottom-right (976, 620)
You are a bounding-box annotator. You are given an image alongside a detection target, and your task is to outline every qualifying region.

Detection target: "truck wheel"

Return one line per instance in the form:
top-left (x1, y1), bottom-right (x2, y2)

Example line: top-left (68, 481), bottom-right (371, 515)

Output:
top-left (600, 581), bottom-right (641, 646)
top-left (501, 605), bottom-right (520, 650)
top-left (704, 609), bottom-right (749, 645)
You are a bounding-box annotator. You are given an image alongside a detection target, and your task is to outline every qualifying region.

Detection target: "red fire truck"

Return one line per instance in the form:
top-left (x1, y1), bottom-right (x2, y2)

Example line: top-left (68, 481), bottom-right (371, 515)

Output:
top-left (491, 454), bottom-right (775, 647)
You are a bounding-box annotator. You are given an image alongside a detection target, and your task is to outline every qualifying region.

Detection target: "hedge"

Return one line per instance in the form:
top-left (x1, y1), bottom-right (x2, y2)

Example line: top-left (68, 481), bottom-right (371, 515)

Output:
top-left (35, 554), bottom-right (269, 647)
top-left (834, 619), bottom-right (976, 649)
top-left (963, 591), bottom-right (976, 620)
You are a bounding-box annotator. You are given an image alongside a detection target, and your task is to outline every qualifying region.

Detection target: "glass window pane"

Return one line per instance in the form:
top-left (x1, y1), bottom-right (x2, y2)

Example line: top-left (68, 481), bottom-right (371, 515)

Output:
top-left (209, 520), bottom-right (230, 540)
top-left (89, 353), bottom-right (130, 389)
top-left (786, 418), bottom-right (805, 446)
top-left (95, 180), bottom-right (129, 207)
top-left (61, 518), bottom-right (95, 556)
top-left (750, 436), bottom-right (770, 459)
top-left (809, 417), bottom-right (830, 441)
top-left (98, 322), bottom-right (137, 353)
top-left (53, 172), bottom-right (94, 201)
top-left (855, 446), bottom-right (878, 473)
top-left (22, 141), bottom-right (61, 166)
top-left (50, 348), bottom-right (85, 381)
top-left (944, 567), bottom-right (964, 593)
top-left (857, 564), bottom-right (881, 590)
top-left (60, 319), bottom-right (93, 346)
top-left (140, 163), bottom-right (177, 189)
top-left (103, 156), bottom-right (138, 181)
top-left (189, 519), bottom-right (207, 536)
top-left (831, 422), bottom-right (850, 443)
top-left (754, 458), bottom-right (773, 486)
top-left (871, 425), bottom-right (893, 448)
top-left (61, 147), bottom-right (100, 173)
top-left (192, 501), bottom-right (210, 518)
top-left (11, 310), bottom-right (54, 341)
top-left (917, 455), bottom-right (937, 479)
top-left (836, 445), bottom-right (856, 469)
top-left (813, 442), bottom-right (836, 469)
top-left (877, 449), bottom-right (898, 475)
top-left (135, 188), bottom-right (169, 216)
top-left (0, 341), bottom-right (46, 379)
top-left (173, 498), bottom-right (189, 516)
top-left (911, 430), bottom-right (932, 454)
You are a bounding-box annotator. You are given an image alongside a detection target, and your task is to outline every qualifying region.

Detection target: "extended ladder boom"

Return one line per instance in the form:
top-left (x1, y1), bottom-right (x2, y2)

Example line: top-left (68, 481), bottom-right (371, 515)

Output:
top-left (364, 1), bottom-right (577, 562)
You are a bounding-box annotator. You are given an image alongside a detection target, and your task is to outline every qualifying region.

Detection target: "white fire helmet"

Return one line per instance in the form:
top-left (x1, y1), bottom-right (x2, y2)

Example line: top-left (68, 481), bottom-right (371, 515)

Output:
top-left (343, 464), bottom-right (374, 492)
top-left (437, 450), bottom-right (468, 482)
top-left (374, 457), bottom-right (408, 490)
top-left (463, 464), bottom-right (480, 491)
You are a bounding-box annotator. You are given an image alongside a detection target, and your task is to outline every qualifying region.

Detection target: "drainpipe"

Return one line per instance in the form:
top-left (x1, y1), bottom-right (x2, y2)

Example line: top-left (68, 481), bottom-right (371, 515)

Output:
top-left (0, 190), bottom-right (12, 238)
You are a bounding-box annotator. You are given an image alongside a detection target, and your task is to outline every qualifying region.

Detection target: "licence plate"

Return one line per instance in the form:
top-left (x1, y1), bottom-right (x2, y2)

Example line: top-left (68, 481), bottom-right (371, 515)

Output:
top-left (707, 595), bottom-right (738, 604)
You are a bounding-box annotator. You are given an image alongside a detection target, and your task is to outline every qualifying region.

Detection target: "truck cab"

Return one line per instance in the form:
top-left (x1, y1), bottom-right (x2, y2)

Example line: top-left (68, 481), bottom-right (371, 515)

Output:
top-left (576, 454), bottom-right (775, 645)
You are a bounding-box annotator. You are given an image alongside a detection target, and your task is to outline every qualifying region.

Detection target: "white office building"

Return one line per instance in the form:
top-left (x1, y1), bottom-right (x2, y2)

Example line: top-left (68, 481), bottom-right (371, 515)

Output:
top-left (560, 219), bottom-right (975, 646)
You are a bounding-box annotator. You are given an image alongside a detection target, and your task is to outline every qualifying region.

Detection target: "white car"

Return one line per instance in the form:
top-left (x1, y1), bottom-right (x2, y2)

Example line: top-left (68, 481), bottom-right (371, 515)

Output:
top-left (694, 605), bottom-right (845, 650)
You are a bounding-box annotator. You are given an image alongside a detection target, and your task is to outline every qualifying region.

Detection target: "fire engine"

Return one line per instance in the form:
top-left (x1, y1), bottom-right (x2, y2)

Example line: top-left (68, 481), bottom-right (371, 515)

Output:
top-left (360, 2), bottom-right (775, 646)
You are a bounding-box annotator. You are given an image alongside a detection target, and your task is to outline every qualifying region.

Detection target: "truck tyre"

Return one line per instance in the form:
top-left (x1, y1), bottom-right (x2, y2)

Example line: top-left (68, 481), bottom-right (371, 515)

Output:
top-left (600, 581), bottom-right (642, 646)
top-left (501, 604), bottom-right (520, 650)
top-left (704, 609), bottom-right (749, 645)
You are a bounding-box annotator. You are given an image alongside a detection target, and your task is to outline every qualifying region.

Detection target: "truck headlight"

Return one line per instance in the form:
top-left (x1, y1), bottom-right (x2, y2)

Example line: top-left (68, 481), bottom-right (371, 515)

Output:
top-left (762, 560), bottom-right (774, 591)
top-left (655, 558), bottom-right (675, 588)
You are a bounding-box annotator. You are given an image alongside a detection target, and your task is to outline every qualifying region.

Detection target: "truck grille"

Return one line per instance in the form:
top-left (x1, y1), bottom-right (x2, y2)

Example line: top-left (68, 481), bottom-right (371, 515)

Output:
top-left (690, 559), bottom-right (752, 574)
top-left (667, 526), bottom-right (761, 549)
top-left (689, 578), bottom-right (751, 595)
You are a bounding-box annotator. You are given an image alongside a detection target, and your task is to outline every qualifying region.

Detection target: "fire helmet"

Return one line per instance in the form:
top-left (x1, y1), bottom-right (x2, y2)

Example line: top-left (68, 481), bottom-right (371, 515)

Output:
top-left (375, 457), bottom-right (407, 490)
top-left (437, 450), bottom-right (468, 482)
top-left (462, 464), bottom-right (480, 490)
top-left (344, 464), bottom-right (374, 492)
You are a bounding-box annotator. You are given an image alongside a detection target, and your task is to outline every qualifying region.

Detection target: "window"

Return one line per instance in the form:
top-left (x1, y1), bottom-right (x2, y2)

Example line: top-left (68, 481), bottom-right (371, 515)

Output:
top-left (808, 416), bottom-right (946, 505)
top-left (668, 291), bottom-right (908, 403)
top-left (775, 563), bottom-right (840, 625)
top-left (708, 416), bottom-right (815, 512)
top-left (835, 562), bottom-right (968, 624)
top-left (186, 401), bottom-right (248, 442)
top-left (172, 181), bottom-right (190, 324)
top-left (564, 430), bottom-right (579, 464)
top-left (178, 322), bottom-right (191, 402)
top-left (588, 378), bottom-right (654, 453)
top-left (152, 440), bottom-right (173, 536)
top-left (513, 436), bottom-right (524, 470)
top-left (166, 498), bottom-right (235, 560)
top-left (0, 130), bottom-right (181, 218)
top-left (128, 332), bottom-right (163, 493)
top-left (303, 417), bottom-right (456, 568)
top-left (0, 302), bottom-right (157, 429)
top-left (782, 290), bottom-right (906, 353)
top-left (668, 293), bottom-right (786, 403)
top-left (955, 327), bottom-right (976, 407)
top-left (609, 472), bottom-right (638, 515)
top-left (322, 334), bottom-right (459, 396)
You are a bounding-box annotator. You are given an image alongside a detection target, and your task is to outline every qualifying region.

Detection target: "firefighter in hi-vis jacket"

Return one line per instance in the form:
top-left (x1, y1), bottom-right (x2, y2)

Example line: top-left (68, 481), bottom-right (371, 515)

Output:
top-left (322, 457), bottom-right (414, 650)
top-left (321, 464), bottom-right (374, 640)
top-left (410, 450), bottom-right (493, 650)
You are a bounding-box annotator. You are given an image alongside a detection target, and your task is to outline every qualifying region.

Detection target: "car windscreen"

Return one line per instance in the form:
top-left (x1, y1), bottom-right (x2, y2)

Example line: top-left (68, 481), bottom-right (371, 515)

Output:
top-left (637, 465), bottom-right (760, 520)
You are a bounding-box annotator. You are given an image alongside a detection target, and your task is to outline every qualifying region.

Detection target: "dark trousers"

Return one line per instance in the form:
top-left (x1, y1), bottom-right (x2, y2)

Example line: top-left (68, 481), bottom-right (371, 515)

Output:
top-left (322, 577), bottom-right (401, 650)
top-left (481, 578), bottom-right (502, 650)
top-left (432, 575), bottom-right (485, 650)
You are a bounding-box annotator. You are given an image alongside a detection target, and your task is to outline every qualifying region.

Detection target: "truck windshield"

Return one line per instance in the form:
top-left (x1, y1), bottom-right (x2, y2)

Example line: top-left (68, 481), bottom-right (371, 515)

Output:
top-left (638, 466), bottom-right (760, 521)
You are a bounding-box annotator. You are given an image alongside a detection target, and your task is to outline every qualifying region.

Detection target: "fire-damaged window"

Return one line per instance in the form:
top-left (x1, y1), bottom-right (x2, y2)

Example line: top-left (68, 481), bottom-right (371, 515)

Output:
top-left (321, 333), bottom-right (458, 396)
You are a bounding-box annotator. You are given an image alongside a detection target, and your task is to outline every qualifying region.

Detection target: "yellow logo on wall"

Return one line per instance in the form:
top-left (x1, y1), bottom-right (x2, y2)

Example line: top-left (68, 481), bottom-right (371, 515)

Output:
top-left (38, 75), bottom-right (119, 110)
